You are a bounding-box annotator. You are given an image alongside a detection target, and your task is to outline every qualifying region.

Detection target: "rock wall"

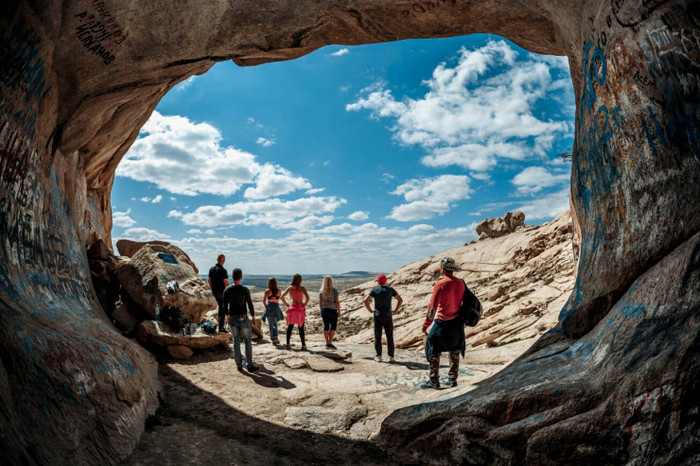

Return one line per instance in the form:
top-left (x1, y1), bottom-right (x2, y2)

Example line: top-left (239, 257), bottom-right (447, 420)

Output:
top-left (0, 1), bottom-right (698, 464)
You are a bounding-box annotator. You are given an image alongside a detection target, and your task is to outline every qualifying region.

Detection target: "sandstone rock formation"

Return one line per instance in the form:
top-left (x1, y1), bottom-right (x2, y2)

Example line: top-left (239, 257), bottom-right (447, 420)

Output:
top-left (1, 1), bottom-right (698, 464)
top-left (342, 211), bottom-right (575, 353)
top-left (116, 244), bottom-right (216, 324)
top-left (476, 210), bottom-right (525, 239)
top-left (136, 320), bottom-right (231, 359)
top-left (116, 239), bottom-right (199, 274)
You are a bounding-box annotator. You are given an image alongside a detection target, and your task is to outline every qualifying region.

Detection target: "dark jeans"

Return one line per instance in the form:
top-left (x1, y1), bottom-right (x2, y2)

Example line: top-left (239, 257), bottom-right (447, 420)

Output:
top-left (215, 293), bottom-right (226, 328)
top-left (373, 314), bottom-right (394, 357)
top-left (286, 324), bottom-right (306, 346)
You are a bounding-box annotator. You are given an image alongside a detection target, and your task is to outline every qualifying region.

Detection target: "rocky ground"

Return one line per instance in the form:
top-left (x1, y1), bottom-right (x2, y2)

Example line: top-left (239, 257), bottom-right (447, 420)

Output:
top-left (125, 211), bottom-right (576, 464)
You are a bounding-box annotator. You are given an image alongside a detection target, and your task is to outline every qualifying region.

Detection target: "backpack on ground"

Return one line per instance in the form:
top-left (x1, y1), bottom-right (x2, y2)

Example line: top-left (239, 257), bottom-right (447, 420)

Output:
top-left (161, 305), bottom-right (188, 332)
top-left (460, 279), bottom-right (483, 327)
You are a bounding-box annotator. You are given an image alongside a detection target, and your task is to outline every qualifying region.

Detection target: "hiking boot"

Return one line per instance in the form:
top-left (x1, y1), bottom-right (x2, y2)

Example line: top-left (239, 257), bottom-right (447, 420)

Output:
top-left (285, 344), bottom-right (291, 350)
top-left (421, 380), bottom-right (440, 389)
top-left (247, 364), bottom-right (260, 372)
top-left (388, 356), bottom-right (395, 363)
top-left (273, 338), bottom-right (280, 345)
top-left (301, 345), bottom-right (308, 351)
top-left (374, 355), bottom-right (382, 362)
top-left (237, 366), bottom-right (244, 372)
top-left (445, 379), bottom-right (458, 388)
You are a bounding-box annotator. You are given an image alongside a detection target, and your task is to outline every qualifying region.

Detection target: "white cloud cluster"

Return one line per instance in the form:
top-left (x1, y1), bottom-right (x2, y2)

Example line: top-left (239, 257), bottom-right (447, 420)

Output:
top-left (176, 220), bottom-right (477, 275)
top-left (511, 166), bottom-right (570, 195)
top-left (516, 188), bottom-right (570, 220)
top-left (121, 227), bottom-right (171, 241)
top-left (331, 48), bottom-right (349, 57)
top-left (112, 209), bottom-right (136, 228)
top-left (348, 211), bottom-right (369, 221)
top-left (139, 195), bottom-right (163, 203)
top-left (346, 40), bottom-right (573, 172)
top-left (170, 196), bottom-right (346, 229)
top-left (256, 137), bottom-right (275, 147)
top-left (117, 111), bottom-right (309, 198)
top-left (389, 174), bottom-right (471, 221)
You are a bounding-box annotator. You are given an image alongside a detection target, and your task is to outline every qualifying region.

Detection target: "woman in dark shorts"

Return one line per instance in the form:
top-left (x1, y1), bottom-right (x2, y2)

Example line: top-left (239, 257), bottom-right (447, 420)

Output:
top-left (319, 275), bottom-right (340, 349)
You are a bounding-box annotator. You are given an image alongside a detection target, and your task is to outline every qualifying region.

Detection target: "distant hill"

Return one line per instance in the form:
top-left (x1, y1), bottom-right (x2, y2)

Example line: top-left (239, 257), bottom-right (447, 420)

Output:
top-left (200, 271), bottom-right (377, 292)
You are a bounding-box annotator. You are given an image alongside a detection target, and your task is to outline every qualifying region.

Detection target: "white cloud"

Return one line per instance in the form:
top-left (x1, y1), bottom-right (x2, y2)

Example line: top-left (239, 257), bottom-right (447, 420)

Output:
top-left (388, 175), bottom-right (471, 221)
top-left (347, 40), bottom-right (574, 173)
top-left (348, 211), bottom-right (369, 221)
top-left (176, 196), bottom-right (346, 229)
top-left (167, 210), bottom-right (183, 218)
top-left (121, 227), bottom-right (171, 242)
top-left (305, 188), bottom-right (325, 195)
top-left (175, 221), bottom-right (478, 275)
top-left (187, 228), bottom-right (202, 234)
top-left (516, 188), bottom-right (570, 220)
top-left (331, 48), bottom-right (349, 57)
top-left (117, 112), bottom-right (312, 199)
top-left (152, 195), bottom-right (163, 203)
top-left (243, 164), bottom-right (311, 199)
top-left (112, 209), bottom-right (136, 228)
top-left (511, 166), bottom-right (570, 195)
top-left (256, 137), bottom-right (275, 147)
top-left (174, 76), bottom-right (197, 92)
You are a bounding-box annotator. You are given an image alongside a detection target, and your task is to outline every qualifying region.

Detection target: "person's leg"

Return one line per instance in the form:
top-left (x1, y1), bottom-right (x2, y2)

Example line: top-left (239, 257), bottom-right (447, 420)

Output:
top-left (299, 324), bottom-right (306, 348)
top-left (448, 350), bottom-right (460, 382)
top-left (322, 309), bottom-right (330, 345)
top-left (231, 325), bottom-right (242, 369)
top-left (216, 294), bottom-right (227, 331)
top-left (286, 324), bottom-right (294, 347)
top-left (269, 315), bottom-right (278, 341)
top-left (429, 354), bottom-right (440, 383)
top-left (328, 311), bottom-right (338, 348)
top-left (242, 323), bottom-right (256, 370)
top-left (385, 315), bottom-right (395, 358)
top-left (373, 316), bottom-right (382, 358)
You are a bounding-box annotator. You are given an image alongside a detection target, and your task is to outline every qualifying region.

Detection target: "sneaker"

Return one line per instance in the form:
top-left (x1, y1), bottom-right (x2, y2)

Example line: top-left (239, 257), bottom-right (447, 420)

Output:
top-left (247, 364), bottom-right (260, 372)
top-left (285, 344), bottom-right (291, 350)
top-left (237, 366), bottom-right (244, 372)
top-left (301, 345), bottom-right (308, 351)
top-left (374, 355), bottom-right (382, 362)
top-left (446, 379), bottom-right (458, 388)
top-left (388, 356), bottom-right (395, 363)
top-left (273, 338), bottom-right (280, 345)
top-left (328, 344), bottom-right (337, 350)
top-left (325, 343), bottom-right (332, 349)
top-left (421, 380), bottom-right (440, 389)
top-left (220, 328), bottom-right (229, 333)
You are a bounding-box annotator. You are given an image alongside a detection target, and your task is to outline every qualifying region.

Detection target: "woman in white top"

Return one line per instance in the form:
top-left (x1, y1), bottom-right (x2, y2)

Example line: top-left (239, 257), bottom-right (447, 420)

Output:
top-left (318, 275), bottom-right (340, 349)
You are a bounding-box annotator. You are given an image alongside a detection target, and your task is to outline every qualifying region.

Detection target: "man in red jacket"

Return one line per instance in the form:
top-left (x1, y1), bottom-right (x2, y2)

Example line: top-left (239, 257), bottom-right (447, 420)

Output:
top-left (421, 257), bottom-right (466, 389)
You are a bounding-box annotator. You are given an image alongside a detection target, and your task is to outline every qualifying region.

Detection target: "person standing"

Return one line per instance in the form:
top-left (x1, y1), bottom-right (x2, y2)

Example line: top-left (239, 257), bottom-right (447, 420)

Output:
top-left (280, 274), bottom-right (310, 351)
top-left (319, 275), bottom-right (341, 349)
top-left (223, 268), bottom-right (259, 372)
top-left (208, 254), bottom-right (229, 333)
top-left (421, 257), bottom-right (466, 389)
top-left (364, 274), bottom-right (402, 362)
top-left (262, 277), bottom-right (284, 346)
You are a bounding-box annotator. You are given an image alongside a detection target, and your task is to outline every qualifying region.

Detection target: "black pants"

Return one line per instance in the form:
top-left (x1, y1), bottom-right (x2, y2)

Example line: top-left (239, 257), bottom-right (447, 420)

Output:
top-left (286, 324), bottom-right (306, 346)
top-left (215, 294), bottom-right (226, 328)
top-left (373, 314), bottom-right (394, 357)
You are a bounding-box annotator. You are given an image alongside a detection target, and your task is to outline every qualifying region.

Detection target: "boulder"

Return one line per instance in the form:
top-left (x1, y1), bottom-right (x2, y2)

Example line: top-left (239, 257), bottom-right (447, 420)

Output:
top-left (136, 320), bottom-right (231, 351)
top-left (116, 244), bottom-right (216, 324)
top-left (476, 211), bottom-right (525, 239)
top-left (116, 239), bottom-right (199, 274)
top-left (166, 345), bottom-right (194, 360)
top-left (111, 302), bottom-right (141, 330)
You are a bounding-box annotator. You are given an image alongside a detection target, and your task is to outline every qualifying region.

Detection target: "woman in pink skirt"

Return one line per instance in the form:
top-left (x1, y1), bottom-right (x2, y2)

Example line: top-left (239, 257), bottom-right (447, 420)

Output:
top-left (280, 274), bottom-right (310, 350)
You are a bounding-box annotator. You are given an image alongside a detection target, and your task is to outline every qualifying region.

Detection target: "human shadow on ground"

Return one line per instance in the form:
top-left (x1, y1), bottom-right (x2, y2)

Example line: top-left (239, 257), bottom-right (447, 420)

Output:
top-left (126, 364), bottom-right (392, 465)
top-left (238, 365), bottom-right (296, 389)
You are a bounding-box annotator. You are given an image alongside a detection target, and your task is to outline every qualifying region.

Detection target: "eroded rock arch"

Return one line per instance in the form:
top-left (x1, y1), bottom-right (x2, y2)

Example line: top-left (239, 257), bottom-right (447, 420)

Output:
top-left (1, 1), bottom-right (698, 464)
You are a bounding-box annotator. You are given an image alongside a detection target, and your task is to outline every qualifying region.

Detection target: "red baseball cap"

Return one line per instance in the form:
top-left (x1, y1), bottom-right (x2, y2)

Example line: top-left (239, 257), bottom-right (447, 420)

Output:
top-left (377, 274), bottom-right (387, 284)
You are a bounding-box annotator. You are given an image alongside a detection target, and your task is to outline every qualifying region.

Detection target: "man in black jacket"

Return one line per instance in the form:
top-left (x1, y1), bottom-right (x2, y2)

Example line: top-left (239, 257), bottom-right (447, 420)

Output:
top-left (223, 268), bottom-right (259, 372)
top-left (208, 254), bottom-right (229, 332)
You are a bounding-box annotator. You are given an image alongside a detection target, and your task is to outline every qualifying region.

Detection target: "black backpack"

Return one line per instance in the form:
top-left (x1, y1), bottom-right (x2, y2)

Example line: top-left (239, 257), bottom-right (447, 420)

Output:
top-left (162, 305), bottom-right (188, 332)
top-left (460, 280), bottom-right (483, 327)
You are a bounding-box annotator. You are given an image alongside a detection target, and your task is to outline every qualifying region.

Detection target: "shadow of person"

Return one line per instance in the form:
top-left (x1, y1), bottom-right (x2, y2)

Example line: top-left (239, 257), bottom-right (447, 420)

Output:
top-left (126, 365), bottom-right (389, 465)
top-left (240, 365), bottom-right (296, 389)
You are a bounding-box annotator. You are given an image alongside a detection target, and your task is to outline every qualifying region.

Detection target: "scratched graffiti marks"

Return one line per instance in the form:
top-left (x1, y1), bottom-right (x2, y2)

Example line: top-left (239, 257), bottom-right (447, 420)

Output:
top-left (401, 0), bottom-right (460, 20)
top-left (72, 1), bottom-right (128, 65)
top-left (612, 0), bottom-right (670, 28)
top-left (0, 20), bottom-right (52, 141)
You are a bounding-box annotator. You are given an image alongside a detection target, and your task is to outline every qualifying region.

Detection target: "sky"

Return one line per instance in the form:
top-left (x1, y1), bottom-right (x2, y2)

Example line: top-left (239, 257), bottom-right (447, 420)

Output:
top-left (111, 34), bottom-right (575, 276)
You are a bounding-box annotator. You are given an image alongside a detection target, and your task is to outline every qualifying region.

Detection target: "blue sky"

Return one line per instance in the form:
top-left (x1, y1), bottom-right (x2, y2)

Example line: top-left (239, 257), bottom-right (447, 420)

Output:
top-left (111, 34), bottom-right (575, 275)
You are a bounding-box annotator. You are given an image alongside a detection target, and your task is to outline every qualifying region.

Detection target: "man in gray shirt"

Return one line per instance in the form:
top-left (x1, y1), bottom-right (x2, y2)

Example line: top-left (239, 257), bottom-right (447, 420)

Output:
top-left (222, 268), bottom-right (259, 372)
top-left (364, 274), bottom-right (403, 362)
